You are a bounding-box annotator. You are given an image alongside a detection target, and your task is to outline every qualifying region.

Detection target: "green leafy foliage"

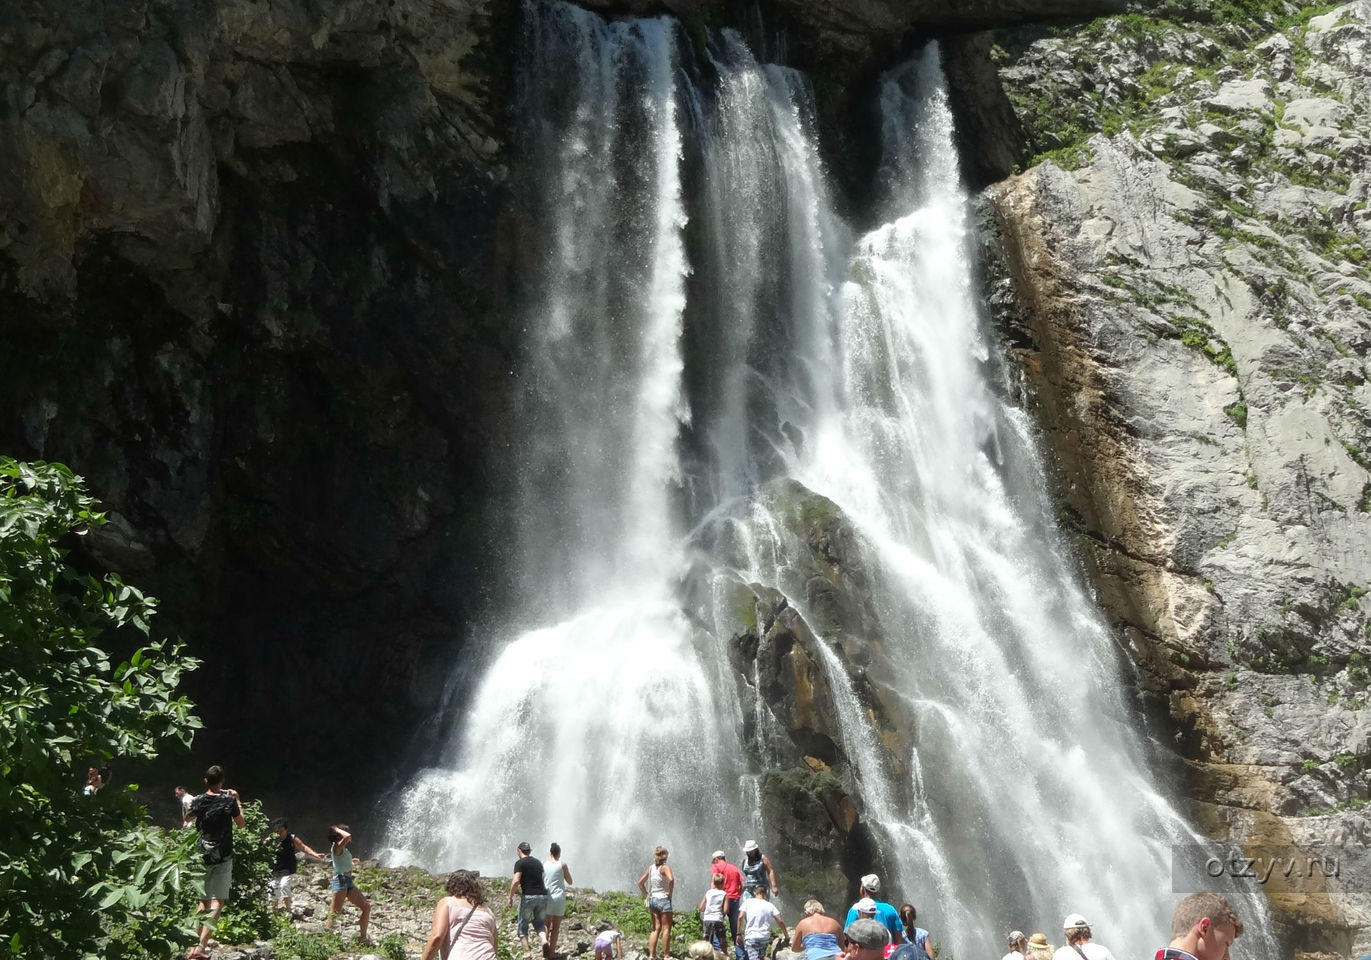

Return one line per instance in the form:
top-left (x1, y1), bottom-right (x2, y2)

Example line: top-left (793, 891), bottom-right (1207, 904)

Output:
top-left (0, 458), bottom-right (203, 958)
top-left (565, 890), bottom-right (653, 937)
top-left (271, 927), bottom-right (345, 960)
top-left (673, 908), bottom-right (705, 944)
top-left (379, 931), bottom-right (409, 960)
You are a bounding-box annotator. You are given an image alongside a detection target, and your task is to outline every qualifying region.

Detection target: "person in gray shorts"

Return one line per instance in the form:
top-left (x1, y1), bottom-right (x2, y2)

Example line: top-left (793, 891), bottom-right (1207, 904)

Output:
top-left (185, 765), bottom-right (245, 960)
top-left (508, 841), bottom-right (551, 957)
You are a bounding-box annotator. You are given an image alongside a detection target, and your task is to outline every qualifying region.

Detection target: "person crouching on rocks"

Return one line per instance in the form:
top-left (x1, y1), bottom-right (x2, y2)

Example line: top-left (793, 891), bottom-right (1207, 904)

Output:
top-left (324, 824), bottom-right (371, 942)
top-left (594, 928), bottom-right (625, 960)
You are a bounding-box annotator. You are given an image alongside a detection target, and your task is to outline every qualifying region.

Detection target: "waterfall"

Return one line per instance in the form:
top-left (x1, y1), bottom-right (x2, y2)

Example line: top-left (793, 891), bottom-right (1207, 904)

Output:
top-left (380, 1), bottom-right (748, 884)
top-left (384, 4), bottom-right (1276, 956)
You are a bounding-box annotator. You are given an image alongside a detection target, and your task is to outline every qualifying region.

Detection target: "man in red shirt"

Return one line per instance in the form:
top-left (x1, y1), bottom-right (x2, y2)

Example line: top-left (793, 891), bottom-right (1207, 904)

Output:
top-left (711, 850), bottom-right (745, 957)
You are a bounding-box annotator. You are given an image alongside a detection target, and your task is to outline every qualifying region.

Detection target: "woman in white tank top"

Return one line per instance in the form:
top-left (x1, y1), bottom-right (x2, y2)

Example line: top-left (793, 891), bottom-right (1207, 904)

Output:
top-left (636, 845), bottom-right (675, 958)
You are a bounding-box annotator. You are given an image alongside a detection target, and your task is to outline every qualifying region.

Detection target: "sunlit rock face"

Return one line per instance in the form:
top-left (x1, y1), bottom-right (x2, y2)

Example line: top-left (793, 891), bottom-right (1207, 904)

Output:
top-left (982, 5), bottom-right (1371, 954)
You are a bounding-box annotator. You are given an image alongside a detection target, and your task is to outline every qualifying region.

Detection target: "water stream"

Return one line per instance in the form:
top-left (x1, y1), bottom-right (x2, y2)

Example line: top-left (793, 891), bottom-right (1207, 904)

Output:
top-left (383, 4), bottom-right (1276, 956)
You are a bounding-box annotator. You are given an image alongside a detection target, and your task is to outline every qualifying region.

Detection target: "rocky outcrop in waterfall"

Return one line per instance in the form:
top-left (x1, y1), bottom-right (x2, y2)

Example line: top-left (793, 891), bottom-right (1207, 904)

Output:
top-left (981, 5), bottom-right (1371, 955)
top-left (710, 480), bottom-right (899, 901)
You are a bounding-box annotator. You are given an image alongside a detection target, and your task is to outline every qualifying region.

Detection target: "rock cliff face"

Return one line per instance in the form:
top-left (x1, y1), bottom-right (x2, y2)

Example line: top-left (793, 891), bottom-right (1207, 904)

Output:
top-left (698, 480), bottom-right (905, 902)
top-left (981, 5), bottom-right (1371, 954)
top-left (1, 0), bottom-right (514, 802)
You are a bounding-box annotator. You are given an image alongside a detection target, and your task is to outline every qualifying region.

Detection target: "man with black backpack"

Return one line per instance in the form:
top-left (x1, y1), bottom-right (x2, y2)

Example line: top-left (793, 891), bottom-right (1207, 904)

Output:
top-left (185, 765), bottom-right (246, 960)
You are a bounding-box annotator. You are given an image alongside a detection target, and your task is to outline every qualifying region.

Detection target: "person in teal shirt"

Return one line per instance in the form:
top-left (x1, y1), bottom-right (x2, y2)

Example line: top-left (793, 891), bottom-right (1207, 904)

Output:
top-left (842, 875), bottom-right (904, 942)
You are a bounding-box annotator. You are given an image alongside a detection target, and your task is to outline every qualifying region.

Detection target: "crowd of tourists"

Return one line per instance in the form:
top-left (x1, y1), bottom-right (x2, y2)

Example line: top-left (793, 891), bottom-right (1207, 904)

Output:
top-left (171, 764), bottom-right (1244, 960)
top-left (490, 838), bottom-right (1243, 960)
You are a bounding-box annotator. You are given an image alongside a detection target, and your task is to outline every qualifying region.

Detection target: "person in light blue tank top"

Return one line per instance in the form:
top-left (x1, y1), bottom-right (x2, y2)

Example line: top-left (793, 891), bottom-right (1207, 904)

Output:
top-left (790, 899), bottom-right (843, 960)
top-left (325, 825), bottom-right (371, 942)
top-left (543, 842), bottom-right (574, 954)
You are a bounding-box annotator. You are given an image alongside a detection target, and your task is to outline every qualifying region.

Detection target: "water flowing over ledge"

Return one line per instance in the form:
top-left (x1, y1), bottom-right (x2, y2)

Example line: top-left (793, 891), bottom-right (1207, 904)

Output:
top-left (383, 4), bottom-right (1277, 956)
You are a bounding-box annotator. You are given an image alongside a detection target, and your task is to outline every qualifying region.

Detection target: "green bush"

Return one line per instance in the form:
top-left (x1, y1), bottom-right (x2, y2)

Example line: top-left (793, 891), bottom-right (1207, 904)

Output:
top-left (574, 890), bottom-right (653, 937)
top-left (380, 930), bottom-right (409, 959)
top-left (272, 928), bottom-right (344, 960)
top-left (0, 458), bottom-right (203, 959)
top-left (673, 908), bottom-right (705, 944)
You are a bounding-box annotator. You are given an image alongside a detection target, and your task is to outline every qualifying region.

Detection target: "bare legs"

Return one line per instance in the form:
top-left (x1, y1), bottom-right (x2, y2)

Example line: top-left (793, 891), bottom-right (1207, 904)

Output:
top-left (325, 888), bottom-right (372, 941)
top-left (191, 897), bottom-right (223, 957)
top-left (649, 911), bottom-right (673, 958)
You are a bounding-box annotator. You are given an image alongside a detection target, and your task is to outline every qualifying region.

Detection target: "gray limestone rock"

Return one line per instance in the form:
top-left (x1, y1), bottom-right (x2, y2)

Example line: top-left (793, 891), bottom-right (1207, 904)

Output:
top-left (986, 2), bottom-right (1371, 952)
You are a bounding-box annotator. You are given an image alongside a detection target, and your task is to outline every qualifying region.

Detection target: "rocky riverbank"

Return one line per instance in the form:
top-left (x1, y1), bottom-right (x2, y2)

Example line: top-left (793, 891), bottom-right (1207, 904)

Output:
top-left (201, 863), bottom-right (716, 960)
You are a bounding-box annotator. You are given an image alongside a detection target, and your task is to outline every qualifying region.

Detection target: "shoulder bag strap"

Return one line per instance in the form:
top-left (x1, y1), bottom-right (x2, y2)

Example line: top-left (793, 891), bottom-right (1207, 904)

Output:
top-left (441, 900), bottom-right (480, 960)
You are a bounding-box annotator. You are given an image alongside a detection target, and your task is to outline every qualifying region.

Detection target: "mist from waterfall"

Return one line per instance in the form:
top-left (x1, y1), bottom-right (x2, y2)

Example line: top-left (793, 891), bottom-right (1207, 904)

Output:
top-left (383, 3), bottom-right (1276, 956)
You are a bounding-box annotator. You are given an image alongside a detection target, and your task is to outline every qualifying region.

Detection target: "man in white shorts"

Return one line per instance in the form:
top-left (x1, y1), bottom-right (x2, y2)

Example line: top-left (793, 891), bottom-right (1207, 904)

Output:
top-left (268, 817), bottom-right (328, 913)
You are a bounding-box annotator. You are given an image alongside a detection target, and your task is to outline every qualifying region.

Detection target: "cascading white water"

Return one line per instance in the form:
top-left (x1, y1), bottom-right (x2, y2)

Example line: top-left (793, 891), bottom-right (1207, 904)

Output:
top-left (385, 4), bottom-right (1276, 955)
top-left (705, 47), bottom-right (1277, 959)
top-left (380, 2), bottom-right (749, 885)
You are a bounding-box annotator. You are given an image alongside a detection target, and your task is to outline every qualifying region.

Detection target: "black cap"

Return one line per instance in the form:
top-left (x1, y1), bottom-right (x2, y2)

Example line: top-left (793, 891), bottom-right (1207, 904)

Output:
top-left (518, 841), bottom-right (532, 854)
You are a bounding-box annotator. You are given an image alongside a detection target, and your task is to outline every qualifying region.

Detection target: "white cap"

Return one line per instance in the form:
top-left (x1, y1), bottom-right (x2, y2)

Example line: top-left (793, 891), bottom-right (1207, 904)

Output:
top-left (854, 897), bottom-right (877, 914)
top-left (743, 840), bottom-right (759, 852)
top-left (859, 874), bottom-right (880, 893)
top-left (1063, 914), bottom-right (1090, 930)
top-left (712, 850), bottom-right (726, 860)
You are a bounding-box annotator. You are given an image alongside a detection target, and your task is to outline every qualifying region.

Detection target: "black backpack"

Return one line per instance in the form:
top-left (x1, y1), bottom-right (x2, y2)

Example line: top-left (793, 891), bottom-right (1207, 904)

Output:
top-left (192, 793), bottom-right (238, 864)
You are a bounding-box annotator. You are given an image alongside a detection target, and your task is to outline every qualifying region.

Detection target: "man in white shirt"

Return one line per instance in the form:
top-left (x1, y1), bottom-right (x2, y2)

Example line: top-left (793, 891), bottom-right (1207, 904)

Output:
top-left (1050, 914), bottom-right (1117, 960)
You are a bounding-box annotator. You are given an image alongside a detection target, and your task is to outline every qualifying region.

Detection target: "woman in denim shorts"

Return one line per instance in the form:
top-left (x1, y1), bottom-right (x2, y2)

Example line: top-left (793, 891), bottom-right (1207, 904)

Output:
top-left (324, 824), bottom-right (372, 942)
top-left (637, 846), bottom-right (675, 958)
